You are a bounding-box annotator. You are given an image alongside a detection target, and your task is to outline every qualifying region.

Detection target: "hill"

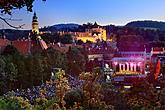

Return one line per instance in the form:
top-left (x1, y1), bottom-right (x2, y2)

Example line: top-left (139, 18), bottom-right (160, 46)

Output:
top-left (52, 23), bottom-right (80, 29)
top-left (40, 23), bottom-right (80, 32)
top-left (126, 20), bottom-right (165, 30)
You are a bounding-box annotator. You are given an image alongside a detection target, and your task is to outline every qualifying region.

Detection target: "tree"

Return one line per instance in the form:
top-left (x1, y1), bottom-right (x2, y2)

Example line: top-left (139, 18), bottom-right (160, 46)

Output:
top-left (54, 69), bottom-right (70, 109)
top-left (0, 0), bottom-right (46, 28)
top-left (67, 47), bottom-right (86, 76)
top-left (0, 95), bottom-right (31, 110)
top-left (40, 33), bottom-right (60, 43)
top-left (2, 45), bottom-right (20, 56)
top-left (79, 72), bottom-right (114, 110)
top-left (118, 35), bottom-right (144, 51)
top-left (126, 81), bottom-right (159, 110)
top-left (77, 39), bottom-right (84, 45)
top-left (42, 47), bottom-right (68, 70)
top-left (60, 34), bottom-right (73, 44)
top-left (0, 56), bottom-right (18, 94)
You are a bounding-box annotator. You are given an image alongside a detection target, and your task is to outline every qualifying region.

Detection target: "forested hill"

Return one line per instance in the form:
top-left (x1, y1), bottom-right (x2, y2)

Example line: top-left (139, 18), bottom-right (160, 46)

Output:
top-left (126, 20), bottom-right (165, 30)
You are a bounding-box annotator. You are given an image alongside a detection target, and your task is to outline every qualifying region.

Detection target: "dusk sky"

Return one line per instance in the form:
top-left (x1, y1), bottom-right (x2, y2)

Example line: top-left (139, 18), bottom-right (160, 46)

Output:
top-left (1, 0), bottom-right (165, 29)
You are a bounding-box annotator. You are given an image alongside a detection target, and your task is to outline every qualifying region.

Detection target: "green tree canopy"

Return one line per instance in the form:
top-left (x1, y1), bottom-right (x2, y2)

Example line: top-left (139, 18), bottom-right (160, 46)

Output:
top-left (2, 45), bottom-right (20, 56)
top-left (67, 47), bottom-right (86, 76)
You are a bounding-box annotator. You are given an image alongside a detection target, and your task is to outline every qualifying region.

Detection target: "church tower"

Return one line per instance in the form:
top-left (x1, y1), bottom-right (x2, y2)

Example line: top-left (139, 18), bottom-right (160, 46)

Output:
top-left (32, 12), bottom-right (39, 34)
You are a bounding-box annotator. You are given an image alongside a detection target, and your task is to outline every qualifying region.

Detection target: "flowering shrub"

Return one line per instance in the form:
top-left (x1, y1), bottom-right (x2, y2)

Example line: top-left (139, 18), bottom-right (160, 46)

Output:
top-left (0, 96), bottom-right (31, 110)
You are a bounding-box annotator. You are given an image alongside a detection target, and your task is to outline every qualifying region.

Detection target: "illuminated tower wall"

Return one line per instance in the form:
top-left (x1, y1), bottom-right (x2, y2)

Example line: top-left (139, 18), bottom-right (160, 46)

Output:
top-left (32, 12), bottom-right (39, 34)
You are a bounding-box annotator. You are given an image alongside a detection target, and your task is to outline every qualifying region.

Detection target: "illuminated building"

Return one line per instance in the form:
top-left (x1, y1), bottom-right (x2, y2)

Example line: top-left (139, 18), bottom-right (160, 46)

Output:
top-left (48, 22), bottom-right (107, 43)
top-left (76, 24), bottom-right (107, 42)
top-left (111, 50), bottom-right (151, 75)
top-left (32, 12), bottom-right (39, 34)
top-left (112, 57), bottom-right (144, 74)
top-left (151, 47), bottom-right (165, 56)
top-left (57, 22), bottom-right (107, 43)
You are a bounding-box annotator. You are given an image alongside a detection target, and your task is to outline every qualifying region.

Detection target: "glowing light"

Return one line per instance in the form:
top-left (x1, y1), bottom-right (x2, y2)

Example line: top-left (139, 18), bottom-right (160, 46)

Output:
top-left (114, 62), bottom-right (118, 65)
top-left (107, 75), bottom-right (110, 80)
top-left (156, 86), bottom-right (161, 89)
top-left (51, 72), bottom-right (54, 76)
top-left (137, 62), bottom-right (141, 66)
top-left (130, 63), bottom-right (134, 67)
top-left (105, 64), bottom-right (109, 68)
top-left (124, 86), bottom-right (131, 89)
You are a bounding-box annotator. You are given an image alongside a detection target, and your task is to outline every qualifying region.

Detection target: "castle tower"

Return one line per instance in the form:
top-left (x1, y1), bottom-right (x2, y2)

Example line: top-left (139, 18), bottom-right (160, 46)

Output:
top-left (32, 12), bottom-right (39, 34)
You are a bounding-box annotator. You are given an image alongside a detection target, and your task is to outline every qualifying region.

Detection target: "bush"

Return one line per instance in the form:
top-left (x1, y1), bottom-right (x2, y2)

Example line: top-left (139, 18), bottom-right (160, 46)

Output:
top-left (0, 96), bottom-right (31, 110)
top-left (64, 89), bottom-right (83, 109)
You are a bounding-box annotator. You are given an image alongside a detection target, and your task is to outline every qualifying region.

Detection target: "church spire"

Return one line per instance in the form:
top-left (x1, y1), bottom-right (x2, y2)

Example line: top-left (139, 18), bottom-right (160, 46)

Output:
top-left (32, 11), bottom-right (39, 34)
top-left (93, 21), bottom-right (99, 28)
top-left (33, 11), bottom-right (37, 20)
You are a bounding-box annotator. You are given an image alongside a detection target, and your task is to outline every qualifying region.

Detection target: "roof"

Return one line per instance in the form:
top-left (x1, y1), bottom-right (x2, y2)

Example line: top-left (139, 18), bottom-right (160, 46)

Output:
top-left (39, 39), bottom-right (48, 50)
top-left (111, 57), bottom-right (144, 62)
top-left (152, 47), bottom-right (164, 51)
top-left (0, 39), bottom-right (10, 46)
top-left (48, 44), bottom-right (69, 53)
top-left (12, 40), bottom-right (31, 55)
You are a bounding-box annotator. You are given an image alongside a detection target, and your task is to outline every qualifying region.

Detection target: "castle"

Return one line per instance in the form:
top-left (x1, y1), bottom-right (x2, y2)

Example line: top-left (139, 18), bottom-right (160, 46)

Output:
top-left (58, 22), bottom-right (107, 43)
top-left (76, 22), bottom-right (107, 42)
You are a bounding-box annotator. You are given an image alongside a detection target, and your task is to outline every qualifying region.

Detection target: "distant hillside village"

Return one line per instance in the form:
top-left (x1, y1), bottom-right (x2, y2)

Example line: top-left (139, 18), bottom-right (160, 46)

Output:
top-left (0, 12), bottom-right (164, 78)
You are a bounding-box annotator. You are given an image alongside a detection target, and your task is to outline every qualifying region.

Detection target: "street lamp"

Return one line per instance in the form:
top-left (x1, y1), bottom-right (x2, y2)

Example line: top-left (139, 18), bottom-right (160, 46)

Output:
top-left (51, 72), bottom-right (55, 81)
top-left (104, 64), bottom-right (114, 83)
top-left (51, 68), bottom-right (62, 82)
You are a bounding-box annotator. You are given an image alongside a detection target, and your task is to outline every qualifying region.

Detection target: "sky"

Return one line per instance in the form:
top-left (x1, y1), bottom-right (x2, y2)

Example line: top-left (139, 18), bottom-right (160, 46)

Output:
top-left (1, 0), bottom-right (165, 29)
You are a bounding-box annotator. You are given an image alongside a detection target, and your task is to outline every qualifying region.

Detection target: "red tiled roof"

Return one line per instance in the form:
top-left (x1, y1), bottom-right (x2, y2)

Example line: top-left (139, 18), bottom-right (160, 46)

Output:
top-left (0, 39), bottom-right (10, 46)
top-left (11, 39), bottom-right (46, 55)
top-left (12, 40), bottom-right (31, 55)
top-left (0, 39), bottom-right (11, 53)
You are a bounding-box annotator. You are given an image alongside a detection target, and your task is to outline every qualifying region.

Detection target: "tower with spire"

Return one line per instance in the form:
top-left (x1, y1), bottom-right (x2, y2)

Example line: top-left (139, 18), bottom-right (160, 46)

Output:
top-left (32, 12), bottom-right (39, 34)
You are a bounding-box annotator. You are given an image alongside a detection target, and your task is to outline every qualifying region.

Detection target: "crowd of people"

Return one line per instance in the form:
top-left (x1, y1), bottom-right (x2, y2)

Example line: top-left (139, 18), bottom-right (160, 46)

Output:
top-left (5, 75), bottom-right (84, 104)
top-left (12, 83), bottom-right (56, 104)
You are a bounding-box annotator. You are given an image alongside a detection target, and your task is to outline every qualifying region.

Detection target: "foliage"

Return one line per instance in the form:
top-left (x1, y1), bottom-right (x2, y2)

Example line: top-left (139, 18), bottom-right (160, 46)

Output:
top-left (0, 46), bottom-right (69, 94)
top-left (0, 45), bottom-right (87, 95)
top-left (60, 34), bottom-right (73, 44)
top-left (42, 33), bottom-right (60, 43)
top-left (0, 55), bottom-right (18, 94)
top-left (77, 40), bottom-right (84, 45)
top-left (126, 20), bottom-right (165, 31)
top-left (79, 72), bottom-right (115, 110)
top-left (0, 70), bottom-right (164, 110)
top-left (117, 35), bottom-right (144, 51)
top-left (0, 0), bottom-right (46, 15)
top-left (126, 81), bottom-right (160, 110)
top-left (42, 48), bottom-right (68, 70)
top-left (33, 98), bottom-right (59, 110)
top-left (0, 0), bottom-right (46, 28)
top-left (67, 47), bottom-right (86, 76)
top-left (2, 45), bottom-right (20, 56)
top-left (127, 96), bottom-right (148, 110)
top-left (0, 44), bottom-right (164, 110)
top-left (0, 96), bottom-right (31, 110)
top-left (54, 69), bottom-right (70, 109)
top-left (100, 82), bottom-right (128, 110)
top-left (64, 89), bottom-right (83, 109)
top-left (40, 33), bottom-right (73, 44)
